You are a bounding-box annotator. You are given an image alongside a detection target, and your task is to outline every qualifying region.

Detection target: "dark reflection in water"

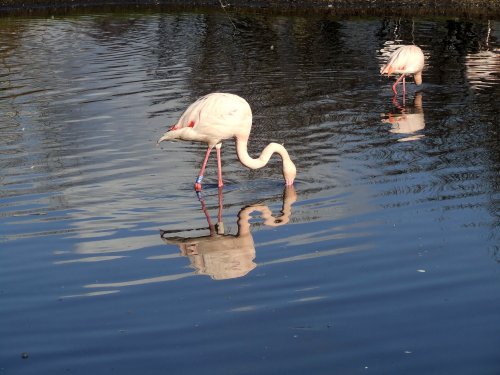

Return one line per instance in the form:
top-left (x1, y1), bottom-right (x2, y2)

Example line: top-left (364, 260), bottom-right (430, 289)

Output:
top-left (1, 11), bottom-right (499, 375)
top-left (161, 186), bottom-right (296, 280)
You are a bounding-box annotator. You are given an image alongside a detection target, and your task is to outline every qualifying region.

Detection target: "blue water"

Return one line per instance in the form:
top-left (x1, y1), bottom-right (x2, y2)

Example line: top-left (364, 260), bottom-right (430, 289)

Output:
top-left (1, 12), bottom-right (499, 374)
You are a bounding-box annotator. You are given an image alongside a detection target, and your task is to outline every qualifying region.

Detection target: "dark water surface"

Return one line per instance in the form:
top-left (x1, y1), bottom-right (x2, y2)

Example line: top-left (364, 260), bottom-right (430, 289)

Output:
top-left (1, 11), bottom-right (499, 374)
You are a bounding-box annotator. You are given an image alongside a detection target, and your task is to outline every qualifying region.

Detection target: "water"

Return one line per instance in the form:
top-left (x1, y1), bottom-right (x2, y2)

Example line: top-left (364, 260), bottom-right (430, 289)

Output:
top-left (1, 11), bottom-right (499, 374)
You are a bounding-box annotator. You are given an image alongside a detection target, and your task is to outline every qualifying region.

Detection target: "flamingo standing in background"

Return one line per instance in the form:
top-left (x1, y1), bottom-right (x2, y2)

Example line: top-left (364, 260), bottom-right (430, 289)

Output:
top-left (157, 93), bottom-right (296, 191)
top-left (380, 45), bottom-right (425, 96)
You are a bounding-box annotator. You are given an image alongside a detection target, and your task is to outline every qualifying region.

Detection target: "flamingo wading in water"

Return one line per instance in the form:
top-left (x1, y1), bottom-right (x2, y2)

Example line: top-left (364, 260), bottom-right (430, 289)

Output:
top-left (380, 45), bottom-right (425, 95)
top-left (157, 93), bottom-right (297, 191)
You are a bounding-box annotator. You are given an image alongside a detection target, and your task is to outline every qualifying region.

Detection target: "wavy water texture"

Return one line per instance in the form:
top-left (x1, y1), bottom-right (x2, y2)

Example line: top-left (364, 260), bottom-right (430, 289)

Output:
top-left (1, 14), bottom-right (499, 375)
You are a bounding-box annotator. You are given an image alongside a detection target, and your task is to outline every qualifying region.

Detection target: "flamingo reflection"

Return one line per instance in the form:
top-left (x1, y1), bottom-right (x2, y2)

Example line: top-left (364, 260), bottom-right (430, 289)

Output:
top-left (382, 92), bottom-right (425, 142)
top-left (160, 187), bottom-right (297, 280)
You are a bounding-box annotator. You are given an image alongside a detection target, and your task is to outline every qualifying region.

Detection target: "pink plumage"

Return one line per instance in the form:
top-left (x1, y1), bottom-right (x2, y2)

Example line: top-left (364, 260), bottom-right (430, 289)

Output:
top-left (158, 93), bottom-right (296, 191)
top-left (381, 45), bottom-right (425, 95)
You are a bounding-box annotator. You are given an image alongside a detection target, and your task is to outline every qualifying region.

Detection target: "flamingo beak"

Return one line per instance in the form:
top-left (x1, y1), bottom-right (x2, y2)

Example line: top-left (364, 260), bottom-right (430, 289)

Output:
top-left (157, 125), bottom-right (178, 145)
top-left (157, 134), bottom-right (168, 145)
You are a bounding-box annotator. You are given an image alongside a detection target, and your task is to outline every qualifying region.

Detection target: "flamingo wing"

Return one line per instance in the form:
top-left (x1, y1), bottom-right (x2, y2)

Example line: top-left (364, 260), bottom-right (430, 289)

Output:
top-left (176, 93), bottom-right (252, 139)
top-left (381, 45), bottom-right (424, 76)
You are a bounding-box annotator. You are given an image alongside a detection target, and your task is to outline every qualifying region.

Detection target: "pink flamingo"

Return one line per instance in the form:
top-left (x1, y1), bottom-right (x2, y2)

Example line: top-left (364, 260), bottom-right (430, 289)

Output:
top-left (380, 45), bottom-right (425, 96)
top-left (157, 93), bottom-right (296, 191)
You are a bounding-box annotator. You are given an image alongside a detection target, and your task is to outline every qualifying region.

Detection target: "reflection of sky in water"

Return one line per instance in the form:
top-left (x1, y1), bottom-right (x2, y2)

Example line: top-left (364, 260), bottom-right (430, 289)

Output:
top-left (466, 49), bottom-right (500, 90)
top-left (1, 16), bottom-right (498, 269)
top-left (465, 21), bottom-right (500, 91)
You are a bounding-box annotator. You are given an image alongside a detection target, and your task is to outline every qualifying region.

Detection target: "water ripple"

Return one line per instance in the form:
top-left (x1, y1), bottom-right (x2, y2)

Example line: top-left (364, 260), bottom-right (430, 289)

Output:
top-left (1, 14), bottom-right (499, 375)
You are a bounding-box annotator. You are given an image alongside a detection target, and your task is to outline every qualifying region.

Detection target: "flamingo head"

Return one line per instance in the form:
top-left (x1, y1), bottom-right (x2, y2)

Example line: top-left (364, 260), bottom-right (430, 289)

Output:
top-left (414, 72), bottom-right (423, 85)
top-left (283, 159), bottom-right (297, 186)
top-left (157, 125), bottom-right (179, 145)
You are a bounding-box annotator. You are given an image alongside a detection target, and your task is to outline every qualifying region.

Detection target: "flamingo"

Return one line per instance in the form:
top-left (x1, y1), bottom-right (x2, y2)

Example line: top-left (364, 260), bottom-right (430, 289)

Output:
top-left (157, 93), bottom-right (297, 191)
top-left (380, 45), bottom-right (425, 95)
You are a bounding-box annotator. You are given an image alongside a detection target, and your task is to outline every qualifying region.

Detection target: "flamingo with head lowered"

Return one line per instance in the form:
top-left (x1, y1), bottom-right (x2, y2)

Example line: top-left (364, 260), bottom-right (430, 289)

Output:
top-left (157, 93), bottom-right (296, 191)
top-left (380, 45), bottom-right (425, 96)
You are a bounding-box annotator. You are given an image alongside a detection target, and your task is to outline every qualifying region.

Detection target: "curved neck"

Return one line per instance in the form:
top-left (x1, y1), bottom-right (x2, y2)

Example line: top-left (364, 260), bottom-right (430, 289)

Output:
top-left (414, 72), bottom-right (423, 85)
top-left (235, 137), bottom-right (296, 186)
top-left (235, 138), bottom-right (291, 170)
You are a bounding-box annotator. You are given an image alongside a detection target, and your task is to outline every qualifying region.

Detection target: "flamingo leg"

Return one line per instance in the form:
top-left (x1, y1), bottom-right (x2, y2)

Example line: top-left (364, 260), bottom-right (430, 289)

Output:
top-left (215, 143), bottom-right (223, 188)
top-left (195, 146), bottom-right (213, 191)
top-left (392, 74), bottom-right (406, 94)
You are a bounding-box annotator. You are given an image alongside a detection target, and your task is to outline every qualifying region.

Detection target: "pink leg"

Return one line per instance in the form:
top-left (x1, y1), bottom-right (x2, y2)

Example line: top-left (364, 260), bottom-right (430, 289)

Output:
top-left (216, 144), bottom-right (223, 188)
top-left (195, 147), bottom-right (212, 191)
top-left (392, 74), bottom-right (405, 95)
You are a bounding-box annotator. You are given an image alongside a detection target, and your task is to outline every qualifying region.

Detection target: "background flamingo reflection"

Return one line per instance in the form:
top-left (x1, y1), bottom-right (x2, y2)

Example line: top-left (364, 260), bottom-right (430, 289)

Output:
top-left (381, 92), bottom-right (425, 142)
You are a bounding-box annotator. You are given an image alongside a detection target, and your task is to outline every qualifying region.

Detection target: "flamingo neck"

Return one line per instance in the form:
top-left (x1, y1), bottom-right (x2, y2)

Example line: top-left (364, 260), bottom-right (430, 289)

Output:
top-left (235, 138), bottom-right (296, 185)
top-left (414, 72), bottom-right (423, 85)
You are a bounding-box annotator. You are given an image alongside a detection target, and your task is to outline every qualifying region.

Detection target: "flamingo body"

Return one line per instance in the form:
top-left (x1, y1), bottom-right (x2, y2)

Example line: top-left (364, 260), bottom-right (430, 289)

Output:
top-left (157, 93), bottom-right (296, 191)
top-left (164, 93), bottom-right (252, 147)
top-left (381, 45), bottom-right (425, 94)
